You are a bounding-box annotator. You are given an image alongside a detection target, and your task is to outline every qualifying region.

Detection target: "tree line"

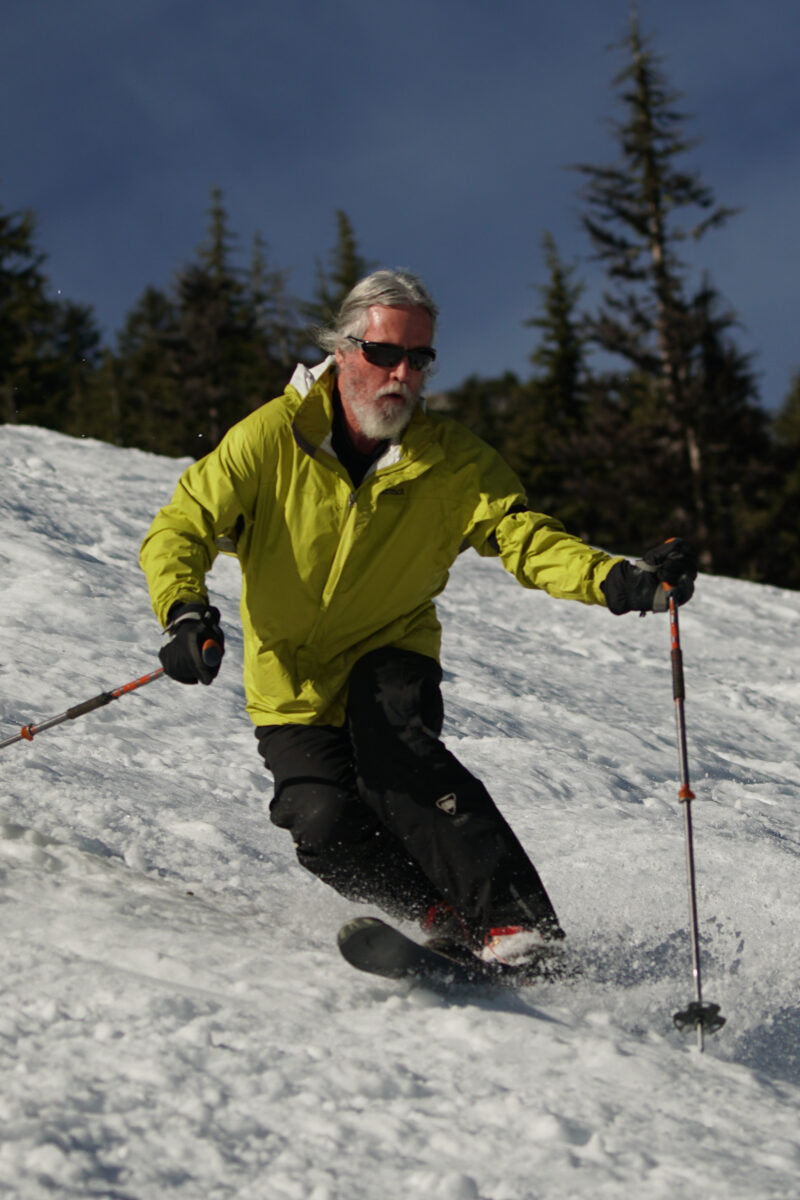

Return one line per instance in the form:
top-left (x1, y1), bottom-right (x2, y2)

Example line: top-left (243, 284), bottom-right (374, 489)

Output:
top-left (2, 15), bottom-right (799, 588)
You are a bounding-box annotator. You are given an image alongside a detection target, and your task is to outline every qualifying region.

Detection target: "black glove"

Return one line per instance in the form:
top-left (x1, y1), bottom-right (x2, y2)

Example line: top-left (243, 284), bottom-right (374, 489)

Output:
top-left (159, 602), bottom-right (225, 685)
top-left (601, 538), bottom-right (697, 615)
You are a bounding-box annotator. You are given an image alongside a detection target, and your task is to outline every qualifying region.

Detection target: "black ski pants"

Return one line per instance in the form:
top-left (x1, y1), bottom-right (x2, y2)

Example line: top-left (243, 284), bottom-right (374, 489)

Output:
top-left (256, 646), bottom-right (562, 942)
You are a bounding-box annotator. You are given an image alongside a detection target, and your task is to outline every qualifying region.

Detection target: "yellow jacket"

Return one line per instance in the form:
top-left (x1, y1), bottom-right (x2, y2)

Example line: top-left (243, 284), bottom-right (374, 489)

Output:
top-left (140, 361), bottom-right (621, 727)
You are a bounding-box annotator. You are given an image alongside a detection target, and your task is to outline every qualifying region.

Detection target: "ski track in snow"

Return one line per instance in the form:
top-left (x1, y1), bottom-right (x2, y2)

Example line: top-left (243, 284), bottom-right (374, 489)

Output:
top-left (1, 424), bottom-right (799, 1199)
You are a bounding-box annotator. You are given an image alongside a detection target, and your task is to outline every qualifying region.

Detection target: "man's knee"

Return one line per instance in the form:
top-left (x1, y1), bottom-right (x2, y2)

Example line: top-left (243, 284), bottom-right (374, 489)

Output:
top-left (257, 721), bottom-right (378, 855)
top-left (270, 782), bottom-right (377, 856)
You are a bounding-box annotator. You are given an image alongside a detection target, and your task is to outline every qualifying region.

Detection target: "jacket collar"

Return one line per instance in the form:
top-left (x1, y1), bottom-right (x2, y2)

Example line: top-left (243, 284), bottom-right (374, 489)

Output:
top-left (288, 356), bottom-right (335, 400)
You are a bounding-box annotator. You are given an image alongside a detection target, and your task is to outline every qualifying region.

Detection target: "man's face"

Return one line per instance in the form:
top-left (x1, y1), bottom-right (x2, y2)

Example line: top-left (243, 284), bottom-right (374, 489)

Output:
top-left (334, 305), bottom-right (434, 445)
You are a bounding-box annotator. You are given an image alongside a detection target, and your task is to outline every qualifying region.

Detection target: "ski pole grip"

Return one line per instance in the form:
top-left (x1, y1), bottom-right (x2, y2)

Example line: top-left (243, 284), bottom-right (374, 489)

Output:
top-left (201, 639), bottom-right (222, 668)
top-left (668, 596), bottom-right (685, 701)
top-left (671, 646), bottom-right (685, 701)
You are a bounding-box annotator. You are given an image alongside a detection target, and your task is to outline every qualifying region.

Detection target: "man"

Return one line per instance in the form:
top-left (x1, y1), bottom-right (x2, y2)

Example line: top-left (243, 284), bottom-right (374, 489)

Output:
top-left (140, 269), bottom-right (696, 974)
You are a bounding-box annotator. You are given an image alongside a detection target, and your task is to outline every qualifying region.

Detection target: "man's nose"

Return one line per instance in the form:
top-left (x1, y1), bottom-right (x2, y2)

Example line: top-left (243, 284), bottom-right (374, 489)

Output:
top-left (390, 354), bottom-right (411, 380)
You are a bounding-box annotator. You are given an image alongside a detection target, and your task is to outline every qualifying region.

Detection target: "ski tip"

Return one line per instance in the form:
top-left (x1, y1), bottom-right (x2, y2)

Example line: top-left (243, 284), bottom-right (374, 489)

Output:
top-left (337, 915), bottom-right (387, 947)
top-left (338, 915), bottom-right (422, 980)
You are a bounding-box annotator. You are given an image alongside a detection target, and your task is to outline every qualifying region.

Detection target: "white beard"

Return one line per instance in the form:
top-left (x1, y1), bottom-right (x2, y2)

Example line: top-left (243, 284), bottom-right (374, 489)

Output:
top-left (348, 384), bottom-right (419, 441)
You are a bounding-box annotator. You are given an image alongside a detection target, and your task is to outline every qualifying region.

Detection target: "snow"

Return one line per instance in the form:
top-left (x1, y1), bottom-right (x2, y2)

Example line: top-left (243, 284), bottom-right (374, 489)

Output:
top-left (1, 423), bottom-right (799, 1200)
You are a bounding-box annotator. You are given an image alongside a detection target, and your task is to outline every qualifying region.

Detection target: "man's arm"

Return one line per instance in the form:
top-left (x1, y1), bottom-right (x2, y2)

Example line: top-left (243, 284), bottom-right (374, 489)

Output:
top-left (443, 421), bottom-right (697, 613)
top-left (488, 508), bottom-right (622, 605)
top-left (139, 413), bottom-right (264, 625)
top-left (490, 508), bottom-right (696, 613)
top-left (139, 414), bottom-right (269, 686)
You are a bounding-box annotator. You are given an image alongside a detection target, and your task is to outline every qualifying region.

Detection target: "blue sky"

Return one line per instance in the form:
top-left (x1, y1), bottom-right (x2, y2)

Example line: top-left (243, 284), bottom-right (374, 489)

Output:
top-left (3, 0), bottom-right (798, 409)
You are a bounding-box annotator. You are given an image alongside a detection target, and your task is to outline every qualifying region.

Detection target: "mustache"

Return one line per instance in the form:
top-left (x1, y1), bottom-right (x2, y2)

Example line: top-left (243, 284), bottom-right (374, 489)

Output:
top-left (375, 382), bottom-right (416, 403)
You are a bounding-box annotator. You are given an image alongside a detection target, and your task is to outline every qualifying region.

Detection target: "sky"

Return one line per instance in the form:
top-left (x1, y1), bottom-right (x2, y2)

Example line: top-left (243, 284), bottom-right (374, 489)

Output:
top-left (2, 0), bottom-right (799, 410)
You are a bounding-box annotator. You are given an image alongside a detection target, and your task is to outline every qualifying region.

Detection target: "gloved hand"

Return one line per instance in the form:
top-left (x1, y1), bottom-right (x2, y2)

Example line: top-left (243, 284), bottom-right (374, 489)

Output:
top-left (601, 538), bottom-right (697, 615)
top-left (159, 602), bottom-right (225, 685)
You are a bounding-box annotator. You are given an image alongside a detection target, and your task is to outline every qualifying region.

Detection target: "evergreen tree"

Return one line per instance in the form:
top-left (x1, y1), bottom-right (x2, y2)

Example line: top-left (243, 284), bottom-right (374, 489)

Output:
top-left (526, 232), bottom-right (585, 423)
top-left (304, 210), bottom-right (374, 330)
top-left (501, 234), bottom-right (591, 529)
top-left (48, 299), bottom-right (104, 438)
top-left (111, 188), bottom-right (299, 457)
top-left (167, 258), bottom-right (250, 455)
top-left (198, 186), bottom-right (236, 278)
top-left (444, 371), bottom-right (523, 452)
top-left (574, 10), bottom-right (764, 571)
top-left (248, 232), bottom-right (297, 373)
top-left (564, 368), bottom-right (669, 552)
top-left (110, 285), bottom-right (182, 453)
top-left (0, 204), bottom-right (50, 425)
top-left (758, 374), bottom-right (800, 588)
top-left (0, 200), bottom-right (100, 430)
top-left (169, 186), bottom-right (255, 452)
top-left (774, 372), bottom-right (800, 448)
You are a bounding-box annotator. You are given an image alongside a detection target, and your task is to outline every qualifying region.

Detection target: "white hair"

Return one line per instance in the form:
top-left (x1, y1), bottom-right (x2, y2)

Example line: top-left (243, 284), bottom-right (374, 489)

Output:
top-left (315, 269), bottom-right (438, 354)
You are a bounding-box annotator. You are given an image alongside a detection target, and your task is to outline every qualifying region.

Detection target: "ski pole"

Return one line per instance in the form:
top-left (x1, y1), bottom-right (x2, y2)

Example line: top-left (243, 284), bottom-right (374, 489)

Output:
top-left (666, 591), bottom-right (725, 1051)
top-left (0, 666), bottom-right (165, 751)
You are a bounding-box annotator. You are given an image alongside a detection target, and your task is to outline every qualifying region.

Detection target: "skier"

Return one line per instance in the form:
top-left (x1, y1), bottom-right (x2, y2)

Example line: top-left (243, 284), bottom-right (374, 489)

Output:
top-left (140, 269), bottom-right (696, 974)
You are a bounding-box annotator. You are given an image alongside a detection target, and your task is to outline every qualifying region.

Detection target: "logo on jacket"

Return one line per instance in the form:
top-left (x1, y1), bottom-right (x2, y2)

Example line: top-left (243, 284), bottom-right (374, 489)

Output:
top-left (435, 793), bottom-right (458, 815)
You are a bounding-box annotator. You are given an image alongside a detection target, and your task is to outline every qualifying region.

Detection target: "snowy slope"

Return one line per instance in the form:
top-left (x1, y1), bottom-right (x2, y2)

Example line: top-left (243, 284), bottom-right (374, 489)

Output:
top-left (1, 424), bottom-right (799, 1200)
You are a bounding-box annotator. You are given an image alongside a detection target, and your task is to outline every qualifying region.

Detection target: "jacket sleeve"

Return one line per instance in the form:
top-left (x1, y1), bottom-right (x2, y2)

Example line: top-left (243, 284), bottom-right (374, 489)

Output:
top-left (139, 410), bottom-right (267, 625)
top-left (492, 509), bottom-right (622, 605)
top-left (454, 428), bottom-right (622, 606)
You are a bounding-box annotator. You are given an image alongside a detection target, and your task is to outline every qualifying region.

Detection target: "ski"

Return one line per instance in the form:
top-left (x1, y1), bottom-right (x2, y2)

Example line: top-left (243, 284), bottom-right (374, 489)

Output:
top-left (337, 916), bottom-right (567, 989)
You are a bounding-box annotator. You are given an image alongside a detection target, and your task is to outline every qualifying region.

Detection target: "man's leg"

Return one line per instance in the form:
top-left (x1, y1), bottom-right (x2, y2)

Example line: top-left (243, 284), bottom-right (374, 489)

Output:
top-left (347, 646), bottom-right (564, 943)
top-left (256, 723), bottom-right (438, 922)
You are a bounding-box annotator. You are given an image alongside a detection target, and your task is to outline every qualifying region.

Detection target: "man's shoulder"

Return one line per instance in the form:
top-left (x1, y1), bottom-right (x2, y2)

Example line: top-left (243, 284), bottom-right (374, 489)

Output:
top-left (420, 407), bottom-right (501, 458)
top-left (227, 387), bottom-right (301, 447)
top-left (229, 360), bottom-right (335, 443)
top-left (413, 407), bottom-right (526, 503)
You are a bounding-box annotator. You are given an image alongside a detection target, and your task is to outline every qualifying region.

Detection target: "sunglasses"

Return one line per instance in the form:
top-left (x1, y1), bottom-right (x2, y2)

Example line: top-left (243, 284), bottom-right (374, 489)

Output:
top-left (347, 336), bottom-right (436, 372)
